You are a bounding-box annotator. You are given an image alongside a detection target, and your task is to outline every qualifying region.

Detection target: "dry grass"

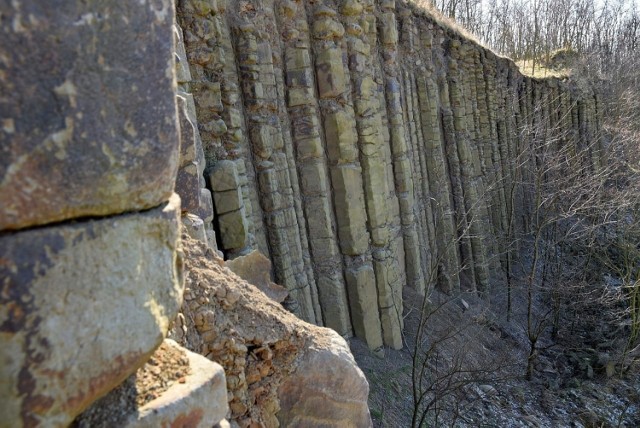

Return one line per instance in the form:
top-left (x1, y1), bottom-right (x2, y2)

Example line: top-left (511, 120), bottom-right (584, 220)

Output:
top-left (404, 0), bottom-right (484, 47)
top-left (516, 59), bottom-right (571, 79)
top-left (405, 1), bottom-right (576, 82)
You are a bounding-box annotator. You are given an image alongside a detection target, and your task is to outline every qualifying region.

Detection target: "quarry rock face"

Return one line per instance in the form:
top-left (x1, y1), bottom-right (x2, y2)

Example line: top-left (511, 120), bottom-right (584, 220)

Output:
top-left (0, 0), bottom-right (606, 425)
top-left (0, 0), bottom-right (180, 231)
top-left (0, 195), bottom-right (183, 427)
top-left (170, 236), bottom-right (372, 428)
top-left (176, 0), bottom-right (604, 351)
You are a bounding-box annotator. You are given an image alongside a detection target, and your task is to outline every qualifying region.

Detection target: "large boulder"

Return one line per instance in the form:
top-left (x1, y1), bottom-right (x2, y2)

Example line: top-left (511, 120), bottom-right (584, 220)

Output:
top-left (277, 334), bottom-right (372, 427)
top-left (225, 251), bottom-right (288, 303)
top-left (170, 235), bottom-right (372, 427)
top-left (0, 195), bottom-right (184, 427)
top-left (0, 0), bottom-right (179, 231)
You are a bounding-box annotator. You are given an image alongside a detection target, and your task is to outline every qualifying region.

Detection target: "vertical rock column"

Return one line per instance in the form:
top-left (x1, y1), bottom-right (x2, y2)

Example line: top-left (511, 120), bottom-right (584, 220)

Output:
top-left (397, 11), bottom-right (433, 295)
top-left (215, 2), bottom-right (268, 257)
top-left (476, 50), bottom-right (508, 261)
top-left (277, 1), bottom-right (352, 336)
top-left (499, 59), bottom-right (526, 238)
top-left (383, 6), bottom-right (424, 296)
top-left (174, 22), bottom-right (218, 251)
top-left (310, 2), bottom-right (384, 350)
top-left (447, 40), bottom-right (490, 291)
top-left (232, 15), bottom-right (317, 323)
top-left (401, 67), bottom-right (432, 295)
top-left (345, 0), bottom-right (404, 349)
top-left (506, 63), bottom-right (525, 239)
top-left (177, 0), bottom-right (261, 256)
top-left (261, 1), bottom-right (324, 325)
top-left (406, 68), bottom-right (439, 294)
top-left (438, 41), bottom-right (474, 290)
top-left (468, 46), bottom-right (501, 271)
top-left (415, 28), bottom-right (461, 293)
top-left (515, 76), bottom-right (532, 233)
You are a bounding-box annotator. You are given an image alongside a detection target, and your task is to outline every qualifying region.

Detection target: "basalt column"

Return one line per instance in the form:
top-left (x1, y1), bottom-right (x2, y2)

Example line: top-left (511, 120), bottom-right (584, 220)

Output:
top-left (476, 49), bottom-right (508, 268)
top-left (344, 0), bottom-right (404, 349)
top-left (383, 5), bottom-right (425, 297)
top-left (400, 67), bottom-right (433, 296)
top-left (231, 8), bottom-right (318, 323)
top-left (177, 0), bottom-right (268, 257)
top-left (277, 0), bottom-right (351, 335)
top-left (310, 2), bottom-right (384, 349)
top-left (447, 40), bottom-right (490, 291)
top-left (415, 27), bottom-right (461, 293)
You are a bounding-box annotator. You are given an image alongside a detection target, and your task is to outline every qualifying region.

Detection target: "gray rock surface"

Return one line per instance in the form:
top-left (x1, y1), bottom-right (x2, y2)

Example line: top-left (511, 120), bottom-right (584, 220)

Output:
top-left (0, 195), bottom-right (183, 427)
top-left (0, 0), bottom-right (179, 231)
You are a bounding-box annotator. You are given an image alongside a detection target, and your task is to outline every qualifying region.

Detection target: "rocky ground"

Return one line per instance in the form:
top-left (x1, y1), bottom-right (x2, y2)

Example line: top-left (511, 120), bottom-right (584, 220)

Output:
top-left (351, 286), bottom-right (640, 427)
top-left (168, 235), bottom-right (371, 427)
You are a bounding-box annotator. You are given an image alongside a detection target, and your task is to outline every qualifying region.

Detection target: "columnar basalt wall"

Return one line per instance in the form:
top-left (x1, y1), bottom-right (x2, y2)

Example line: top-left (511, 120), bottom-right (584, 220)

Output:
top-left (177, 0), bottom-right (603, 350)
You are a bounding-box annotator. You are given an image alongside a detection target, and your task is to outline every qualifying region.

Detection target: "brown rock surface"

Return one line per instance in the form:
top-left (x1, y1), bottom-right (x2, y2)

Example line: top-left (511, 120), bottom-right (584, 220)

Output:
top-left (226, 251), bottom-right (288, 303)
top-left (0, 195), bottom-right (183, 427)
top-left (0, 0), bottom-right (179, 231)
top-left (169, 235), bottom-right (372, 427)
top-left (74, 339), bottom-right (228, 428)
top-left (277, 333), bottom-right (373, 428)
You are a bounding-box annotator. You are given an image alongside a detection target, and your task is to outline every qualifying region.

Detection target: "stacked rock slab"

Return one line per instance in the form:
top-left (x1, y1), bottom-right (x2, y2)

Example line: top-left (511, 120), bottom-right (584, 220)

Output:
top-left (177, 0), bottom-right (604, 350)
top-left (0, 1), bottom-right (189, 425)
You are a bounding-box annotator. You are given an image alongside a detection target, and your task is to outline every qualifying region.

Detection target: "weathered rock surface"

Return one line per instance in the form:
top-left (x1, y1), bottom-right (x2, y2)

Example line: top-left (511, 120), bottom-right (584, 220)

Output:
top-left (74, 339), bottom-right (228, 428)
top-left (182, 212), bottom-right (209, 246)
top-left (0, 0), bottom-right (180, 231)
top-left (124, 339), bottom-right (228, 428)
top-left (278, 333), bottom-right (372, 427)
top-left (169, 235), bottom-right (372, 427)
top-left (226, 251), bottom-right (288, 303)
top-left (0, 195), bottom-right (183, 427)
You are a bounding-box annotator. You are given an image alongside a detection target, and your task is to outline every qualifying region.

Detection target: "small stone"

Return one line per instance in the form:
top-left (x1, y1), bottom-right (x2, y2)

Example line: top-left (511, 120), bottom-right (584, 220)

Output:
top-left (372, 347), bottom-right (385, 359)
top-left (226, 251), bottom-right (288, 303)
top-left (182, 213), bottom-right (208, 245)
top-left (341, 0), bottom-right (364, 16)
top-left (210, 119), bottom-right (228, 137)
top-left (479, 384), bottom-right (497, 397)
top-left (209, 160), bottom-right (240, 192)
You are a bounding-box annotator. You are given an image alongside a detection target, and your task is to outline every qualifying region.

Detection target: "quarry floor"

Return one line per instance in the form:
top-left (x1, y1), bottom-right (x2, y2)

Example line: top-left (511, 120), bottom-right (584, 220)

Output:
top-left (350, 285), bottom-right (640, 427)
